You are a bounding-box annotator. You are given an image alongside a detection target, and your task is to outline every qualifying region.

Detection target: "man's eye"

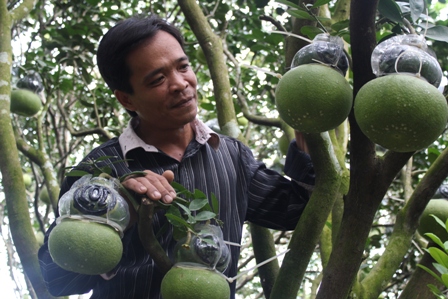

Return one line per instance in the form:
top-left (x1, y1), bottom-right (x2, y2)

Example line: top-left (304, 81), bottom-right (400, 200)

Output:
top-left (180, 63), bottom-right (190, 70)
top-left (150, 76), bottom-right (164, 85)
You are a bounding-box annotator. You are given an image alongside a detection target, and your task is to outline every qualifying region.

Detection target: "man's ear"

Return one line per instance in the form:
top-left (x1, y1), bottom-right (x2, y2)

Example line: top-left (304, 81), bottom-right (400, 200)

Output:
top-left (114, 90), bottom-right (135, 112)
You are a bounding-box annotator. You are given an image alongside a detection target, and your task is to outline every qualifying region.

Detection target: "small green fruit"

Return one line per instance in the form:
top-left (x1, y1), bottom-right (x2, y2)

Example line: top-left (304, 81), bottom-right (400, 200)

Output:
top-left (278, 134), bottom-right (290, 156)
top-left (10, 89), bottom-right (42, 117)
top-left (418, 199), bottom-right (448, 241)
top-left (23, 174), bottom-right (33, 189)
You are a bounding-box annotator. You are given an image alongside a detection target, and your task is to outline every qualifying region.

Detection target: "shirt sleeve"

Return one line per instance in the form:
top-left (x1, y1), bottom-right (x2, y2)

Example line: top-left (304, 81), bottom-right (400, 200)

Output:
top-left (244, 139), bottom-right (315, 230)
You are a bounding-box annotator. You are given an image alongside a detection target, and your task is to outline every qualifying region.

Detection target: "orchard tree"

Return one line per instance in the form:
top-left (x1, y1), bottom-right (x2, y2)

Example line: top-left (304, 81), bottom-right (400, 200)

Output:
top-left (1, 0), bottom-right (448, 298)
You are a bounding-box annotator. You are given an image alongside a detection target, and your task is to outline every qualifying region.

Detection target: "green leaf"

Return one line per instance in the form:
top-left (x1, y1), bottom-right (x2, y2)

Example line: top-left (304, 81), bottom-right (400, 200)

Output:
top-left (65, 169), bottom-right (90, 177)
top-left (175, 202), bottom-right (192, 217)
top-left (211, 193), bottom-right (219, 215)
top-left (300, 25), bottom-right (325, 39)
top-left (417, 264), bottom-right (444, 284)
top-left (425, 26), bottom-right (448, 43)
top-left (433, 263), bottom-right (448, 275)
top-left (378, 0), bottom-right (404, 23)
top-left (165, 213), bottom-right (192, 229)
top-left (430, 214), bottom-right (447, 230)
top-left (189, 198), bottom-right (209, 211)
top-left (200, 102), bottom-right (215, 111)
top-left (427, 247), bottom-right (448, 267)
top-left (409, 0), bottom-right (426, 22)
top-left (427, 284), bottom-right (445, 296)
top-left (441, 273), bottom-right (448, 287)
top-left (313, 0), bottom-right (331, 8)
top-left (331, 20), bottom-right (350, 33)
top-left (287, 9), bottom-right (315, 21)
top-left (100, 166), bottom-right (112, 175)
top-left (94, 155), bottom-right (118, 162)
top-left (193, 189), bottom-right (207, 199)
top-left (172, 181), bottom-right (194, 198)
top-left (424, 232), bottom-right (445, 249)
top-left (275, 0), bottom-right (301, 9)
top-left (194, 211), bottom-right (217, 222)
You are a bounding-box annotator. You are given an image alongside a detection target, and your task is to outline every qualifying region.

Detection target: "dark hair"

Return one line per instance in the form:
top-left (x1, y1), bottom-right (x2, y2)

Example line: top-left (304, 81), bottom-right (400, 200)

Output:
top-left (97, 14), bottom-right (185, 95)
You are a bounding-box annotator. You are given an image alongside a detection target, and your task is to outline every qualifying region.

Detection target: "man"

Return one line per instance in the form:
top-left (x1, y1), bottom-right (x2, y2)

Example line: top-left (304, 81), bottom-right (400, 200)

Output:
top-left (38, 14), bottom-right (314, 299)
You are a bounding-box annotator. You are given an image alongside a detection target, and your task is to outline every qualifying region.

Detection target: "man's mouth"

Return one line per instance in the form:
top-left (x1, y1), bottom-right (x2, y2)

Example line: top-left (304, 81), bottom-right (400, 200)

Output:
top-left (172, 97), bottom-right (194, 108)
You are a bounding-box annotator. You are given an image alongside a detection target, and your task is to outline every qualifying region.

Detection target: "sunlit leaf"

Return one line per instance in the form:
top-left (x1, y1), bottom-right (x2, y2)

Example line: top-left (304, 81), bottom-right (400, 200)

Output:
top-left (441, 273), bottom-right (448, 287)
top-left (427, 247), bottom-right (448, 267)
top-left (424, 232), bottom-right (445, 249)
top-left (433, 263), bottom-right (448, 275)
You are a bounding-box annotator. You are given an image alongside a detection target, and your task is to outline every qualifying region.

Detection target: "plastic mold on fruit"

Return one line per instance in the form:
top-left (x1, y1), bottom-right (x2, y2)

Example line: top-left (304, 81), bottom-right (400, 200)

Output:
top-left (291, 33), bottom-right (349, 76)
top-left (57, 174), bottom-right (130, 237)
top-left (371, 34), bottom-right (443, 88)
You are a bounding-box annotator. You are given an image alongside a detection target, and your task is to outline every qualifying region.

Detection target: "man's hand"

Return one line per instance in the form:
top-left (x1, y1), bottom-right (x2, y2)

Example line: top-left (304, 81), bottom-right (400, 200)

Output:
top-left (121, 170), bottom-right (176, 203)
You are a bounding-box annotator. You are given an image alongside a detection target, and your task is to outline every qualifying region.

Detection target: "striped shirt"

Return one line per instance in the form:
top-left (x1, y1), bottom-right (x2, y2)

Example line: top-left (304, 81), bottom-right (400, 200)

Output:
top-left (38, 118), bottom-right (314, 299)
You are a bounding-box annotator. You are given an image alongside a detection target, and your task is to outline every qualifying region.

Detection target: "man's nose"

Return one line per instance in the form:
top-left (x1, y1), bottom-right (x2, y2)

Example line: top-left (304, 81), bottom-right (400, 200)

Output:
top-left (170, 72), bottom-right (188, 93)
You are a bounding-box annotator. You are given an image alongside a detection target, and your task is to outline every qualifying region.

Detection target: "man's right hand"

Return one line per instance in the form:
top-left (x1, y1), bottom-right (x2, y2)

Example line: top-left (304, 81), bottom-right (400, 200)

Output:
top-left (121, 170), bottom-right (176, 204)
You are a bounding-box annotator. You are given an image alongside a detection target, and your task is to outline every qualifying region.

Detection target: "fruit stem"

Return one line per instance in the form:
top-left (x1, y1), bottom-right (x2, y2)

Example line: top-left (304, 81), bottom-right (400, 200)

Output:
top-left (138, 198), bottom-right (173, 275)
top-left (302, 3), bottom-right (328, 33)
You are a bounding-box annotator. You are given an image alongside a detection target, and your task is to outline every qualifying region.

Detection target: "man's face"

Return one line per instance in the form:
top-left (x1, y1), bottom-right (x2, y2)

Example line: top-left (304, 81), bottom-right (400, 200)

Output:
top-left (116, 31), bottom-right (198, 130)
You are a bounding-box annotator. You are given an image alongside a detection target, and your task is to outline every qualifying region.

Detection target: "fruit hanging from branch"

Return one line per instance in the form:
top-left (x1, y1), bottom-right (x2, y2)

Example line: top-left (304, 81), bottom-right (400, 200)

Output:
top-left (275, 34), bottom-right (353, 133)
top-left (48, 174), bottom-right (131, 275)
top-left (10, 88), bottom-right (43, 117)
top-left (160, 182), bottom-right (232, 299)
top-left (275, 64), bottom-right (353, 134)
top-left (354, 33), bottom-right (448, 153)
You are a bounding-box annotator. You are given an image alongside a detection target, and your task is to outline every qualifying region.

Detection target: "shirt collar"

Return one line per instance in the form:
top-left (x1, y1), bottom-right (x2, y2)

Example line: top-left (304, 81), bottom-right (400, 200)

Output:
top-left (118, 117), bottom-right (220, 160)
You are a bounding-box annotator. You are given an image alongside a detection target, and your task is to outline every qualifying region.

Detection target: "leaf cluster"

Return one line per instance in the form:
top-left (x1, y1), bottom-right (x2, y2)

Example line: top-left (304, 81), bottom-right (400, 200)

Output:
top-left (165, 181), bottom-right (222, 241)
top-left (419, 215), bottom-right (448, 297)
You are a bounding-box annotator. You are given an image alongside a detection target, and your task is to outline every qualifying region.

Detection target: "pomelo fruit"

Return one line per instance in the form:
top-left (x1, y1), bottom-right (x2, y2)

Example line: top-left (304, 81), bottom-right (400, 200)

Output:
top-left (39, 186), bottom-right (51, 205)
top-left (10, 89), bottom-right (42, 117)
top-left (275, 64), bottom-right (353, 133)
top-left (23, 174), bottom-right (33, 189)
top-left (354, 74), bottom-right (448, 152)
top-left (48, 219), bottom-right (122, 275)
top-left (195, 47), bottom-right (207, 65)
top-left (278, 134), bottom-right (290, 156)
top-left (161, 263), bottom-right (230, 299)
top-left (418, 199), bottom-right (448, 241)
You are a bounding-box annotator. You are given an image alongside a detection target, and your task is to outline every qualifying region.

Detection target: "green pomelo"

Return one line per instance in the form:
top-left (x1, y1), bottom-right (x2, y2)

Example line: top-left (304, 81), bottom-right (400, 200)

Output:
top-left (23, 174), bottom-right (33, 189)
top-left (35, 231), bottom-right (45, 247)
top-left (40, 186), bottom-right (51, 205)
top-left (48, 219), bottom-right (122, 275)
top-left (161, 264), bottom-right (230, 299)
top-left (275, 64), bottom-right (353, 133)
top-left (418, 199), bottom-right (448, 241)
top-left (10, 89), bottom-right (42, 117)
top-left (195, 48), bottom-right (207, 65)
top-left (354, 74), bottom-right (448, 153)
top-left (278, 134), bottom-right (290, 156)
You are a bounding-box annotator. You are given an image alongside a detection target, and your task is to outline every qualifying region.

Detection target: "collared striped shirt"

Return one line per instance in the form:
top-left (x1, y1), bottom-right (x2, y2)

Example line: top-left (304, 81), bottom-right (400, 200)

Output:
top-left (39, 119), bottom-right (314, 299)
